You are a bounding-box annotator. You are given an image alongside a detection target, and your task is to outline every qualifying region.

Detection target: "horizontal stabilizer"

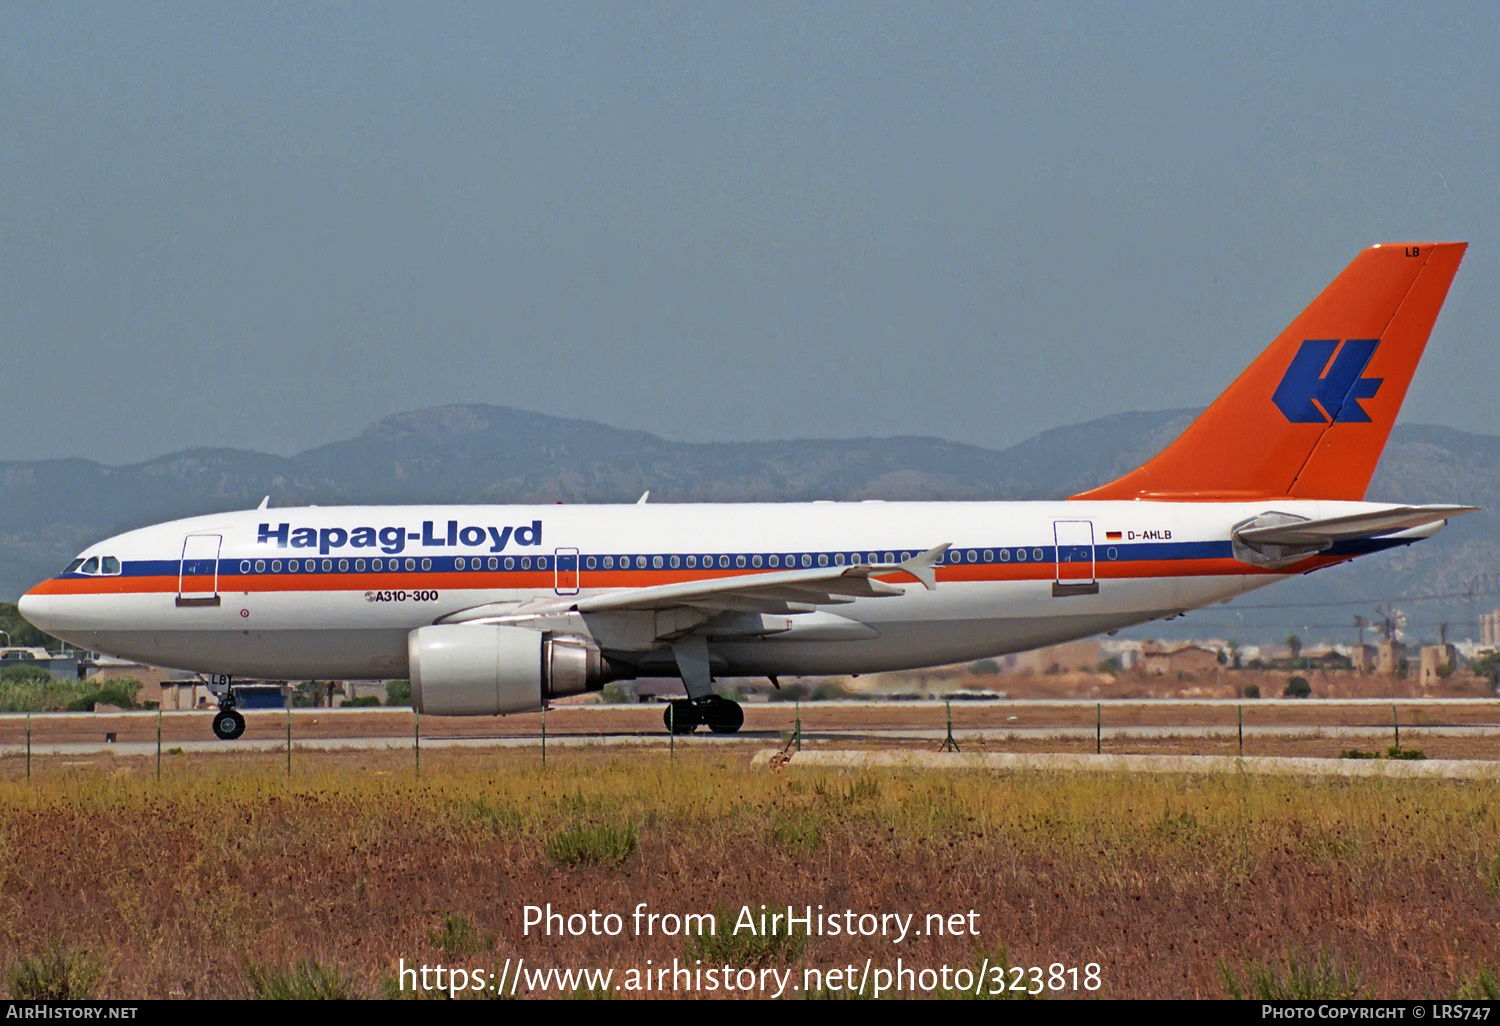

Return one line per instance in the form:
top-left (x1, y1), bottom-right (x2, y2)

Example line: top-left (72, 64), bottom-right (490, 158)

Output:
top-left (1235, 505), bottom-right (1476, 548)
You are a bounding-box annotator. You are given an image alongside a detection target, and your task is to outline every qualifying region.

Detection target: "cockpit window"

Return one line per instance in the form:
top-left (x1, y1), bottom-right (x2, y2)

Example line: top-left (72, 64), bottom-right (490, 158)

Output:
top-left (80, 557), bottom-right (99, 574)
top-left (101, 556), bottom-right (121, 575)
top-left (65, 558), bottom-right (85, 574)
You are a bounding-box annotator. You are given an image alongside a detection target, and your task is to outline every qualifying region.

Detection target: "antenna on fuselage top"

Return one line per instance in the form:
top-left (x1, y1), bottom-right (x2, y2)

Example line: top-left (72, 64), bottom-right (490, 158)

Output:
top-left (637, 491), bottom-right (650, 504)
top-left (257, 496), bottom-right (270, 510)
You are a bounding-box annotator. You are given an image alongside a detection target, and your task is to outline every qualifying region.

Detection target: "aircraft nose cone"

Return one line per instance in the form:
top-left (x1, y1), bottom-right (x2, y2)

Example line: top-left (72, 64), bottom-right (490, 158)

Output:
top-left (17, 589), bottom-right (52, 633)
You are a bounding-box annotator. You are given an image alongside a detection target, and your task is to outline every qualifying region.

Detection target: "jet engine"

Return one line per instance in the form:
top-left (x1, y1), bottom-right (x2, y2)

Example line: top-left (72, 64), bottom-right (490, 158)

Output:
top-left (407, 624), bottom-right (627, 715)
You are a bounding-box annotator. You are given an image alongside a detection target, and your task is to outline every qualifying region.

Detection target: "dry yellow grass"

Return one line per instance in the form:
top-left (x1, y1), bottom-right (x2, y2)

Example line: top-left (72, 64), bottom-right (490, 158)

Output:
top-left (0, 747), bottom-right (1496, 998)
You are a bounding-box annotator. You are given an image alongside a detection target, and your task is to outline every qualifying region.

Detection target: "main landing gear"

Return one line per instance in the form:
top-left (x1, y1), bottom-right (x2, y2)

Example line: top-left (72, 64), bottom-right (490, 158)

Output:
top-left (663, 695), bottom-right (745, 735)
top-left (206, 675), bottom-right (246, 740)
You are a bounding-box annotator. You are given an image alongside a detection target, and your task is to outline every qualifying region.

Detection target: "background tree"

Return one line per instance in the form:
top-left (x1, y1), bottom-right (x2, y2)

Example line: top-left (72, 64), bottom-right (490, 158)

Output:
top-left (0, 603), bottom-right (60, 650)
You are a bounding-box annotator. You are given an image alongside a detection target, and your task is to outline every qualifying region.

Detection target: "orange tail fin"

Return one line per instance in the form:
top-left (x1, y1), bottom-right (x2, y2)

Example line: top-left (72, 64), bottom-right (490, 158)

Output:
top-left (1072, 242), bottom-right (1467, 502)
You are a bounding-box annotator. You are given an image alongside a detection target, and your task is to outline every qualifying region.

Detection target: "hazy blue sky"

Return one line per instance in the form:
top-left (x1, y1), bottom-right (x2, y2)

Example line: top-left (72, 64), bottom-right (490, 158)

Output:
top-left (3, 4), bottom-right (1496, 463)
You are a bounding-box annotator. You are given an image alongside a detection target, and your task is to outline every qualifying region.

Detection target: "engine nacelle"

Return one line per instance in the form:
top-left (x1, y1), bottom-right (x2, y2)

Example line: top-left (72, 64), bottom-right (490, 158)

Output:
top-left (407, 625), bottom-right (626, 716)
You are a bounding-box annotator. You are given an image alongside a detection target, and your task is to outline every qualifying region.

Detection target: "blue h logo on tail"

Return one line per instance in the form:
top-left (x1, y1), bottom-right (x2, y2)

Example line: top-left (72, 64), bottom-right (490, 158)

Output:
top-left (1271, 339), bottom-right (1383, 424)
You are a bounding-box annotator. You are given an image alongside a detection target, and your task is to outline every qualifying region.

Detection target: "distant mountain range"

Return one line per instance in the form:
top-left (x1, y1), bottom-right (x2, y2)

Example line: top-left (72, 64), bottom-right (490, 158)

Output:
top-left (4, 405), bottom-right (1497, 645)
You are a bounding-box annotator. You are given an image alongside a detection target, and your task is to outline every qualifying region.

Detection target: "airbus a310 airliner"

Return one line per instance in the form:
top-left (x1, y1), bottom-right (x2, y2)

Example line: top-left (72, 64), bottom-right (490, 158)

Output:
top-left (19, 242), bottom-right (1473, 740)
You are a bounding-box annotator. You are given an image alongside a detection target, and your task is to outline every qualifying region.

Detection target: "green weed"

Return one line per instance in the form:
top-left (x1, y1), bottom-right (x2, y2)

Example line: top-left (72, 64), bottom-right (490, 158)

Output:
top-left (429, 913), bottom-right (496, 956)
top-left (1219, 949), bottom-right (1364, 999)
top-left (6, 944), bottom-right (101, 1000)
top-left (544, 821), bottom-right (638, 867)
top-left (1456, 963), bottom-right (1500, 1000)
top-left (770, 814), bottom-right (822, 853)
top-left (245, 958), bottom-right (360, 999)
top-left (684, 905), bottom-right (808, 967)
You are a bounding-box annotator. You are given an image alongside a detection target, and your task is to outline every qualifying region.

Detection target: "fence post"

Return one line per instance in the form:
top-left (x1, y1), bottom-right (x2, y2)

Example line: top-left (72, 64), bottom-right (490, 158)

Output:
top-left (1238, 704), bottom-right (1243, 757)
top-left (285, 706), bottom-right (292, 776)
top-left (1096, 703), bottom-right (1101, 755)
top-left (157, 709), bottom-right (162, 781)
top-left (1393, 704), bottom-right (1399, 750)
top-left (939, 699), bottom-right (960, 752)
top-left (795, 700), bottom-right (802, 752)
top-left (26, 714), bottom-right (31, 782)
top-left (414, 709), bottom-right (420, 779)
top-left (541, 705), bottom-right (547, 768)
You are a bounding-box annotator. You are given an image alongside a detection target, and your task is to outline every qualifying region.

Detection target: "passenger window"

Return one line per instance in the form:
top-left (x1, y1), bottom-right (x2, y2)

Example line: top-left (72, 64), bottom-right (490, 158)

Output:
top-left (405, 558), bottom-right (416, 571)
top-left (834, 553), bottom-right (845, 565)
top-left (356, 559), bottom-right (366, 572)
top-left (817, 554), bottom-right (828, 567)
top-left (272, 560), bottom-right (283, 572)
top-left (603, 556), bottom-right (614, 569)
top-left (736, 555), bottom-right (746, 568)
top-left (586, 556), bottom-right (597, 569)
top-left (488, 557), bottom-right (498, 570)
top-left (1033, 548), bottom-right (1044, 561)
top-left (636, 556), bottom-right (646, 569)
top-left (338, 559), bottom-right (349, 572)
top-left (653, 556), bottom-right (664, 569)
top-left (372, 559), bottom-right (383, 571)
top-left (801, 554), bottom-right (811, 568)
top-left (751, 555), bottom-right (762, 568)
top-left (521, 557), bottom-right (531, 570)
top-left (454, 557), bottom-right (465, 571)
top-left (768, 555), bottom-right (779, 568)
top-left (422, 558), bottom-right (432, 571)
top-left (505, 557), bottom-right (515, 570)
top-left (718, 555), bottom-right (729, 568)
top-left (686, 555), bottom-right (696, 569)
top-left (537, 557), bottom-right (547, 570)
top-left (255, 560), bottom-right (266, 573)
top-left (670, 555), bottom-right (680, 569)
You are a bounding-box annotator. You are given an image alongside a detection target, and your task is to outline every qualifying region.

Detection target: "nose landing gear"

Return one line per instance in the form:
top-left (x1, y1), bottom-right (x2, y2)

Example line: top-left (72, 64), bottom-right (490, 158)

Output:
top-left (212, 706), bottom-right (246, 741)
top-left (206, 674), bottom-right (247, 740)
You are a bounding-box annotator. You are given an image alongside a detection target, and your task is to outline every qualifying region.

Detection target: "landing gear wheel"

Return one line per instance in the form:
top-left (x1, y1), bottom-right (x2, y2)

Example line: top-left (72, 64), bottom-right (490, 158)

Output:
top-left (664, 700), bottom-right (700, 735)
top-left (699, 696), bottom-right (745, 735)
top-left (212, 709), bottom-right (246, 741)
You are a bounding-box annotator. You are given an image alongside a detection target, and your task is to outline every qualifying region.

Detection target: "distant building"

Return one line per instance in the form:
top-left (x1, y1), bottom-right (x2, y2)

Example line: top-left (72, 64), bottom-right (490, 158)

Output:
top-left (1377, 640), bottom-right (1407, 675)
top-left (1009, 640), bottom-right (1103, 675)
top-left (1348, 644), bottom-right (1377, 673)
top-left (0, 646), bottom-right (80, 679)
top-left (1484, 611), bottom-right (1500, 648)
top-left (1140, 642), bottom-right (1223, 678)
top-left (1419, 644), bottom-right (1457, 688)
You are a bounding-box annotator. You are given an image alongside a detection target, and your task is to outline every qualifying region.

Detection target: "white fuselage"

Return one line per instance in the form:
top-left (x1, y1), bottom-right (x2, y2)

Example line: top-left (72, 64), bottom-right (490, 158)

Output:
top-left (17, 498), bottom-right (1417, 683)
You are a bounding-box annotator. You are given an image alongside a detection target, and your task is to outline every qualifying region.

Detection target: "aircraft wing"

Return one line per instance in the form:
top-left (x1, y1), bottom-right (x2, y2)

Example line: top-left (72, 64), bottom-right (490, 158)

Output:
top-left (1234, 504), bottom-right (1477, 547)
top-left (439, 544), bottom-right (950, 622)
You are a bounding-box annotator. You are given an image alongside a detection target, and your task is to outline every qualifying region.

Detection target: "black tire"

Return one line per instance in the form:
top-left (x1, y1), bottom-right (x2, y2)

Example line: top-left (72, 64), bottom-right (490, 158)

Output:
top-left (212, 709), bottom-right (246, 741)
top-left (664, 701), bottom-right (699, 735)
top-left (703, 697), bottom-right (745, 735)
